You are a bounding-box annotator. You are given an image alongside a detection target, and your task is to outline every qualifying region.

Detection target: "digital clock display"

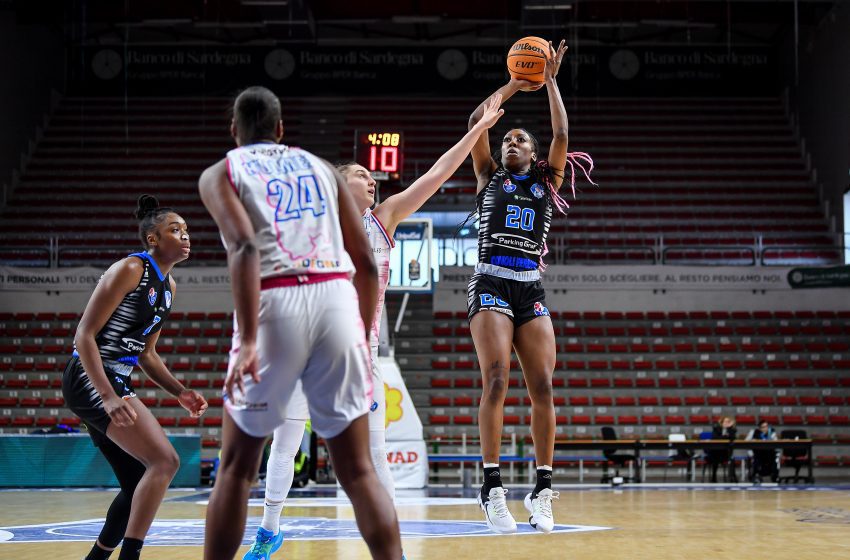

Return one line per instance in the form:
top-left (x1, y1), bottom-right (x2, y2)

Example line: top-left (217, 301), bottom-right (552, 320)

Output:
top-left (355, 130), bottom-right (404, 178)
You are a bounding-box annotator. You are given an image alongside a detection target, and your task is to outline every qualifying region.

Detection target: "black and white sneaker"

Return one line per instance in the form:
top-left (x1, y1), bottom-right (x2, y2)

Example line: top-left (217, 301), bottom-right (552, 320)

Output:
top-left (477, 486), bottom-right (517, 534)
top-left (524, 488), bottom-right (559, 533)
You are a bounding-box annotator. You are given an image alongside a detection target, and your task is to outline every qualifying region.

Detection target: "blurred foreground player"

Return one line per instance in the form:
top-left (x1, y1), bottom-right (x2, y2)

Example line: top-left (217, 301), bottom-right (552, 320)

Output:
top-left (199, 86), bottom-right (401, 560)
top-left (243, 94), bottom-right (505, 560)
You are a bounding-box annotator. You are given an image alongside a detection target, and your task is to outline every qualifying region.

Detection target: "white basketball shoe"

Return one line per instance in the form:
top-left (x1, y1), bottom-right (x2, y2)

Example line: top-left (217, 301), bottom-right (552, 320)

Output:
top-left (524, 488), bottom-right (559, 533)
top-left (477, 486), bottom-right (517, 534)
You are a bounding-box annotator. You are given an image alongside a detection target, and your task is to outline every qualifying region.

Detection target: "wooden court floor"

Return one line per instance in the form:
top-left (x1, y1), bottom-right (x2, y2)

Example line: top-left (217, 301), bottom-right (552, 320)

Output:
top-left (1, 485), bottom-right (849, 559)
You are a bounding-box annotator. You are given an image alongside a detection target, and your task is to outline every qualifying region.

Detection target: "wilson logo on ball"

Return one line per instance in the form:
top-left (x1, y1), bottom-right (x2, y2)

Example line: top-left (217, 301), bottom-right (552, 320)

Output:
top-left (512, 42), bottom-right (546, 56)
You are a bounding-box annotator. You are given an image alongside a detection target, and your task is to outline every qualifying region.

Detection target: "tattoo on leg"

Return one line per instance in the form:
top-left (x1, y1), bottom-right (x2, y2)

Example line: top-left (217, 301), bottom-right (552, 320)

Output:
top-left (489, 360), bottom-right (508, 372)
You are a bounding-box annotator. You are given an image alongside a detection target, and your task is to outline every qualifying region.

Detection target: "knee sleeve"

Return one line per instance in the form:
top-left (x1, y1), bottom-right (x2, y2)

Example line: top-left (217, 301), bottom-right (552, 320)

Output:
top-left (95, 437), bottom-right (146, 548)
top-left (369, 429), bottom-right (395, 502)
top-left (265, 419), bottom-right (306, 503)
top-left (98, 491), bottom-right (132, 548)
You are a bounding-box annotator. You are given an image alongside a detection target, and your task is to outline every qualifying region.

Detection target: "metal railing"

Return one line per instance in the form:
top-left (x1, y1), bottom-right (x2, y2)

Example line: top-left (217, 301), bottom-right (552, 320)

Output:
top-left (0, 246), bottom-right (52, 267)
top-left (760, 245), bottom-right (845, 267)
top-left (1, 236), bottom-right (846, 269)
top-left (662, 246), bottom-right (756, 266)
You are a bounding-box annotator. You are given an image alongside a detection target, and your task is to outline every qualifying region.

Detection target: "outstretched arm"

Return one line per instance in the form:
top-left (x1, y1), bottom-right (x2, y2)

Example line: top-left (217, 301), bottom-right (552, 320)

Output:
top-left (468, 78), bottom-right (542, 191)
top-left (543, 40), bottom-right (569, 189)
top-left (374, 95), bottom-right (505, 235)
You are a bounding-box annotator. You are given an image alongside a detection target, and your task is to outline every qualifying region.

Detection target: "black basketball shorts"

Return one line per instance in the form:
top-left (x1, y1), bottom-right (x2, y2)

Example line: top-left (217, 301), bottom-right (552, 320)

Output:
top-left (467, 272), bottom-right (551, 327)
top-left (62, 356), bottom-right (137, 446)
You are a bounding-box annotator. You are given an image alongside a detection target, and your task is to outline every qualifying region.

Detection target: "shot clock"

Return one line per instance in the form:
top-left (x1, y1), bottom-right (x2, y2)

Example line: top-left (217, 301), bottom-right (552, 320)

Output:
top-left (354, 130), bottom-right (404, 181)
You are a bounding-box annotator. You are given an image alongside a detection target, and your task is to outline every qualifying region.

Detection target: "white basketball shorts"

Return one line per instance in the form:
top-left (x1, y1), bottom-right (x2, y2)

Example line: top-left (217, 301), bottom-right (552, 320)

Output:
top-left (225, 277), bottom-right (373, 439)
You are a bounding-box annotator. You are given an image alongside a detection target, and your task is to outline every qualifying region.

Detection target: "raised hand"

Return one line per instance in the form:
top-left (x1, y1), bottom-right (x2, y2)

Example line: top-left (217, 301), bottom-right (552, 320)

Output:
top-left (479, 94), bottom-right (506, 129)
top-left (544, 39), bottom-right (568, 82)
top-left (510, 77), bottom-right (545, 92)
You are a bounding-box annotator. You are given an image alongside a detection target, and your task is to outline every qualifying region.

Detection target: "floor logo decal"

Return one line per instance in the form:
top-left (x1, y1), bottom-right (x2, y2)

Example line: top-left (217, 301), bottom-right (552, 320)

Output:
top-left (0, 517), bottom-right (612, 545)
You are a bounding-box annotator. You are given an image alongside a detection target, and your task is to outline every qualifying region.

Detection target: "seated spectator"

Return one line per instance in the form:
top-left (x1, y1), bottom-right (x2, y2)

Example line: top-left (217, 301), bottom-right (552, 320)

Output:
top-left (745, 419), bottom-right (779, 484)
top-left (707, 416), bottom-right (738, 482)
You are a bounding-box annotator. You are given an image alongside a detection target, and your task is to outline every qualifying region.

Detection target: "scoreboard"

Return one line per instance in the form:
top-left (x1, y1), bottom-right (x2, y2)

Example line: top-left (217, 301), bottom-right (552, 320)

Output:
top-left (354, 130), bottom-right (404, 181)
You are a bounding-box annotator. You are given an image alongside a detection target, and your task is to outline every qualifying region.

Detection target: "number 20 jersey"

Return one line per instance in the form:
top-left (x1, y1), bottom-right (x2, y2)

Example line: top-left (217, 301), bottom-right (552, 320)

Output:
top-left (225, 143), bottom-right (354, 278)
top-left (476, 168), bottom-right (553, 275)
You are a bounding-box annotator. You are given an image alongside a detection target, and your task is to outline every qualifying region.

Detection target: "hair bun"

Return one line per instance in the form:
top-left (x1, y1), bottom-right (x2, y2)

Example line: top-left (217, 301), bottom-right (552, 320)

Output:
top-left (134, 194), bottom-right (160, 220)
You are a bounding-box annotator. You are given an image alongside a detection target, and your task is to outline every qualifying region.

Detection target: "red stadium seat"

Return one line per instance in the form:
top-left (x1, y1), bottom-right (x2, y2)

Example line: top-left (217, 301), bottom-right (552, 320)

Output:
top-left (454, 396), bottom-right (474, 406)
top-left (829, 415), bottom-right (850, 426)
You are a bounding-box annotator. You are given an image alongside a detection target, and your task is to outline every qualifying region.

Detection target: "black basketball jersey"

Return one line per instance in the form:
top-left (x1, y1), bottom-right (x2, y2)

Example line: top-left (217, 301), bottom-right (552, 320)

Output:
top-left (73, 252), bottom-right (173, 368)
top-left (476, 168), bottom-right (553, 274)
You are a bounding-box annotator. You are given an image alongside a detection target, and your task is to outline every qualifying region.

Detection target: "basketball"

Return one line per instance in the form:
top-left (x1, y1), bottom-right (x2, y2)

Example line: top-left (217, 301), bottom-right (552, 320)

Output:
top-left (507, 36), bottom-right (551, 82)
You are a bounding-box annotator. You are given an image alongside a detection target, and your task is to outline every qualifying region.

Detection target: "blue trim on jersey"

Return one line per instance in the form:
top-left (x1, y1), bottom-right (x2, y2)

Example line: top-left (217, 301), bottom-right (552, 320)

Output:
top-left (70, 351), bottom-right (138, 368)
top-left (370, 215), bottom-right (394, 249)
top-left (510, 173), bottom-right (530, 180)
top-left (129, 252), bottom-right (165, 282)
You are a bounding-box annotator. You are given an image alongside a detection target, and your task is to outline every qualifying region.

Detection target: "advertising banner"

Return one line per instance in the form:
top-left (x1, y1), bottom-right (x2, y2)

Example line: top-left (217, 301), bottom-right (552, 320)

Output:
top-left (71, 45), bottom-right (778, 96)
top-left (379, 356), bottom-right (427, 488)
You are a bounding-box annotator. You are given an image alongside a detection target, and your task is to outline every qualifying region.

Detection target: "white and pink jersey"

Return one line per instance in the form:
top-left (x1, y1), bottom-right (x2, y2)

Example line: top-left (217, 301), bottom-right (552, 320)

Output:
top-left (225, 143), bottom-right (354, 279)
top-left (362, 207), bottom-right (394, 348)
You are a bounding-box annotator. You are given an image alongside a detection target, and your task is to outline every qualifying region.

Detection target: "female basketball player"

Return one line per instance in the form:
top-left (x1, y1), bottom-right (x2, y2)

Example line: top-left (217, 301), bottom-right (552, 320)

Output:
top-left (242, 95), bottom-right (506, 560)
top-left (200, 86), bottom-right (402, 560)
top-left (466, 40), bottom-right (594, 534)
top-left (63, 195), bottom-right (208, 560)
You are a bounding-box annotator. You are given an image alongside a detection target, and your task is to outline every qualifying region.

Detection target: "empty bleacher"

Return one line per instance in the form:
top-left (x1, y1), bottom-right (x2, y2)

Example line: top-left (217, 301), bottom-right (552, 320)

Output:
top-left (0, 311), bottom-right (231, 455)
top-left (0, 93), bottom-right (845, 476)
top-left (0, 96), bottom-right (840, 267)
top-left (2, 302), bottom-right (849, 472)
top-left (389, 295), bottom-right (850, 471)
